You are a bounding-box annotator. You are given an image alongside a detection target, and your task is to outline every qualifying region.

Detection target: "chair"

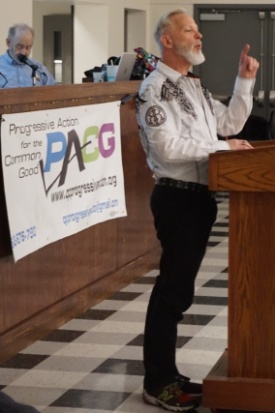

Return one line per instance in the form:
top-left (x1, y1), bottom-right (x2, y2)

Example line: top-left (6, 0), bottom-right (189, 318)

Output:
top-left (269, 110), bottom-right (275, 139)
top-left (227, 114), bottom-right (273, 141)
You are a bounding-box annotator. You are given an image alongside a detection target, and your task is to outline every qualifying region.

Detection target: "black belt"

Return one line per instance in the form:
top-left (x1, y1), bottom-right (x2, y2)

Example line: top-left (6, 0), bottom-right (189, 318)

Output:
top-left (155, 177), bottom-right (216, 197)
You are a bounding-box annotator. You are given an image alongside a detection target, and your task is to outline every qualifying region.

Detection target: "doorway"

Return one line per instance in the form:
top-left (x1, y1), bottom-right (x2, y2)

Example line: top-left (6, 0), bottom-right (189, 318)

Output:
top-left (43, 14), bottom-right (73, 84)
top-left (193, 5), bottom-right (275, 122)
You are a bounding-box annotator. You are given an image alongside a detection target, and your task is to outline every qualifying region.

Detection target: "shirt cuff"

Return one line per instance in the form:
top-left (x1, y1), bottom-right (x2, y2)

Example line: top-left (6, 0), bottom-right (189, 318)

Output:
top-left (234, 76), bottom-right (255, 95)
top-left (215, 140), bottom-right (231, 151)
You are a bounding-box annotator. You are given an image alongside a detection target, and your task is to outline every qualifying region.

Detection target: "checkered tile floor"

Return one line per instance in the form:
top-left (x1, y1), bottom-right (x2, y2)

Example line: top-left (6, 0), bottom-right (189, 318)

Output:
top-left (0, 194), bottom-right (229, 413)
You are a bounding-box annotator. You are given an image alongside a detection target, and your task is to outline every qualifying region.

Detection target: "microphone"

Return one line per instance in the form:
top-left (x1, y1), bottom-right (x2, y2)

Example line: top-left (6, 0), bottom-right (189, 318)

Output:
top-left (18, 54), bottom-right (38, 71)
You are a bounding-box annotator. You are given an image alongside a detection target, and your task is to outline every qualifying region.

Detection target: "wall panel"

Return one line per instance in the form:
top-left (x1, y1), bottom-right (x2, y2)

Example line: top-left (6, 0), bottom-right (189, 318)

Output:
top-left (0, 81), bottom-right (159, 362)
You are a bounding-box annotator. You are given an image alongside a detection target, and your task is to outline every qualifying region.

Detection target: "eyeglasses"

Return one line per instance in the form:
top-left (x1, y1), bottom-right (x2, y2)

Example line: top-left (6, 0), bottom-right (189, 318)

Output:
top-left (0, 72), bottom-right (8, 88)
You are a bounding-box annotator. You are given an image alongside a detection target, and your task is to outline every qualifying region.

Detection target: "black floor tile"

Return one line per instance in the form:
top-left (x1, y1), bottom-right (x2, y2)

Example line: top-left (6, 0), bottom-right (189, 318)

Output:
top-left (214, 222), bottom-right (229, 227)
top-left (207, 241), bottom-right (221, 247)
top-left (210, 231), bottom-right (228, 237)
top-left (133, 276), bottom-right (156, 284)
top-left (180, 314), bottom-right (215, 325)
top-left (41, 329), bottom-right (85, 342)
top-left (93, 358), bottom-right (144, 375)
top-left (126, 334), bottom-right (144, 346)
top-left (176, 336), bottom-right (192, 348)
top-left (0, 353), bottom-right (49, 369)
top-left (51, 389), bottom-right (131, 409)
top-left (193, 296), bottom-right (228, 306)
top-left (76, 309), bottom-right (116, 320)
top-left (109, 291), bottom-right (142, 301)
top-left (203, 279), bottom-right (228, 288)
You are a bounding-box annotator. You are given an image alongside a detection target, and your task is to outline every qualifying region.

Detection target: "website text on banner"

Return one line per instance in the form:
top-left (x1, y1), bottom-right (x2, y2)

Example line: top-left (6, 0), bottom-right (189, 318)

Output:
top-left (1, 101), bottom-right (127, 262)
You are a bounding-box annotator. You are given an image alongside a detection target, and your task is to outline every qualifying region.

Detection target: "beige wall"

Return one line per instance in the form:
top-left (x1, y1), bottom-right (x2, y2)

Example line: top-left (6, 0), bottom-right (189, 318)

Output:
top-left (74, 4), bottom-right (109, 83)
top-left (0, 0), bottom-right (32, 55)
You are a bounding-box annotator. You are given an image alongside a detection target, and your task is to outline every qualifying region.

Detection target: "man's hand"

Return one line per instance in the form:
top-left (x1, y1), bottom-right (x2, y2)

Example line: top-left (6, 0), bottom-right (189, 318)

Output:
top-left (238, 44), bottom-right (259, 79)
top-left (227, 138), bottom-right (254, 150)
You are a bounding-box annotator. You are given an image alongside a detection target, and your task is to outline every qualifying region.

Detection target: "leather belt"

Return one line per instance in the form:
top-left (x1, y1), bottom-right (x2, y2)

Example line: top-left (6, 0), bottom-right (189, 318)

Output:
top-left (155, 177), bottom-right (216, 197)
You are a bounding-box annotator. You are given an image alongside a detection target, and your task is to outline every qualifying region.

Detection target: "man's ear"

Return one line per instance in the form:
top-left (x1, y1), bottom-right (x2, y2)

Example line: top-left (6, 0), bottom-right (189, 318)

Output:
top-left (6, 38), bottom-right (10, 47)
top-left (161, 34), bottom-right (173, 49)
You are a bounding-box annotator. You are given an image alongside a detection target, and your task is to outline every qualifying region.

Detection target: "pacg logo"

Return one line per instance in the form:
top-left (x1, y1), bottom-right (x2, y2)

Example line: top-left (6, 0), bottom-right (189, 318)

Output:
top-left (40, 123), bottom-right (116, 196)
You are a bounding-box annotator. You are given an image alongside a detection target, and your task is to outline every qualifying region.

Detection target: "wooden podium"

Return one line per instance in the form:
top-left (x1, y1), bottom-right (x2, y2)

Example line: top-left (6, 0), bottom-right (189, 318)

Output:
top-left (203, 141), bottom-right (275, 412)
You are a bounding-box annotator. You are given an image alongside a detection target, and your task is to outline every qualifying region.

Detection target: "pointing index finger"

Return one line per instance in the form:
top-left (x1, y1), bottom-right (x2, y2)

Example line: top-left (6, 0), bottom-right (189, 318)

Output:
top-left (240, 44), bottom-right (250, 63)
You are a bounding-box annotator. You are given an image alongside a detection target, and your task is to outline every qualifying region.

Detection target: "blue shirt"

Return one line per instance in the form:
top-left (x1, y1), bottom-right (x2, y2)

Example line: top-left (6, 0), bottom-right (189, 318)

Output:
top-left (0, 51), bottom-right (56, 88)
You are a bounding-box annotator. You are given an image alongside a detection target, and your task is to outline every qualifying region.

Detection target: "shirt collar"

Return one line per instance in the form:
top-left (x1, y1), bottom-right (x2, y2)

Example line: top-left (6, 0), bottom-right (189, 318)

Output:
top-left (156, 60), bottom-right (200, 83)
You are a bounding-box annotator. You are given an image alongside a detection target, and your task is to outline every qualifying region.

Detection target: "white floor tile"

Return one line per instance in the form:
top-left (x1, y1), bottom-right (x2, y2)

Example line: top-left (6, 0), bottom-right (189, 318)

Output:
top-left (54, 343), bottom-right (124, 358)
top-left (11, 369), bottom-right (89, 389)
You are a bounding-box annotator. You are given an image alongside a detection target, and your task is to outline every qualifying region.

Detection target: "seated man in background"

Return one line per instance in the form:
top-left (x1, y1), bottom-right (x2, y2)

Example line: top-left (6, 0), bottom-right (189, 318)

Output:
top-left (0, 23), bottom-right (55, 88)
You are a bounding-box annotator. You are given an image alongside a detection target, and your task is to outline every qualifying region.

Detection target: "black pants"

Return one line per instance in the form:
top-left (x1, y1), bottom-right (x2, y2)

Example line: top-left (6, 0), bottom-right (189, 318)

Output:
top-left (143, 184), bottom-right (217, 391)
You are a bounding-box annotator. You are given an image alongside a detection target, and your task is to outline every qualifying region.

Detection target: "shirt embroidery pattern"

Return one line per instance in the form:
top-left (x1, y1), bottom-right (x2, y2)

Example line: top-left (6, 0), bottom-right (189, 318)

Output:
top-left (161, 78), bottom-right (197, 119)
top-left (201, 85), bottom-right (214, 114)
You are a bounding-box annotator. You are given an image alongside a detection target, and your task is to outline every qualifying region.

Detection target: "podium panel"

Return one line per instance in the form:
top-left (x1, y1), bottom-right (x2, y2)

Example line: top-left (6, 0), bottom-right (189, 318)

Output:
top-left (203, 143), bottom-right (275, 412)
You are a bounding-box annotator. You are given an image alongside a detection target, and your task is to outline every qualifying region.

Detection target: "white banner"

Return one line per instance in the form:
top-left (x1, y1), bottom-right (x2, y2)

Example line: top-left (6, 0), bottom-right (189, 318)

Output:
top-left (1, 101), bottom-right (127, 262)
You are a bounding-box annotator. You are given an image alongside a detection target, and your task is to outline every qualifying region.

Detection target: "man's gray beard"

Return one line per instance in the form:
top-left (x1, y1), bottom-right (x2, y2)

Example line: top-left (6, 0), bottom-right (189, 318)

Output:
top-left (185, 49), bottom-right (205, 66)
top-left (176, 44), bottom-right (205, 66)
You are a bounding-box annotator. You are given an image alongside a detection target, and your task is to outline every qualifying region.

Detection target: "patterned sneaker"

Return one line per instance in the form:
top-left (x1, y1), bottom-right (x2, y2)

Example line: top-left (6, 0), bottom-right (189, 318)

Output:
top-left (142, 381), bottom-right (201, 412)
top-left (176, 374), bottom-right (202, 396)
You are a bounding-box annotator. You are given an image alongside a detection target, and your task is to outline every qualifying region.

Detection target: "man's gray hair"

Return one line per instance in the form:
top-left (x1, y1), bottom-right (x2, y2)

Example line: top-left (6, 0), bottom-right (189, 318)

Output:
top-left (7, 23), bottom-right (34, 41)
top-left (154, 8), bottom-right (187, 52)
